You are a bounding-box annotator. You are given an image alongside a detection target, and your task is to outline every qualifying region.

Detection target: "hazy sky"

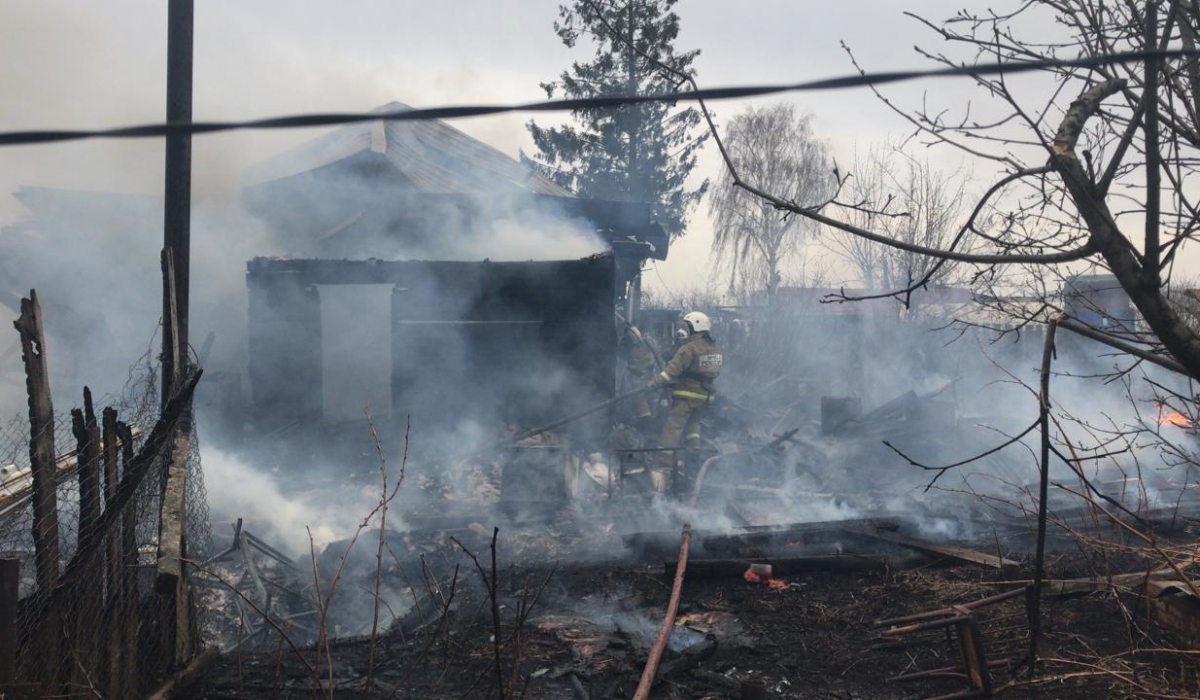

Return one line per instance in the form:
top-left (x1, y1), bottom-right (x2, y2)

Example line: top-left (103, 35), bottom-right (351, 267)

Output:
top-left (0, 0), bottom-right (1085, 297)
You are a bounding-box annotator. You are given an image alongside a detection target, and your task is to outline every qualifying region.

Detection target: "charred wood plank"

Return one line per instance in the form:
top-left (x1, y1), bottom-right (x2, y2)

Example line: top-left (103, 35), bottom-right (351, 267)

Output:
top-left (13, 291), bottom-right (59, 592)
top-left (667, 554), bottom-right (897, 580)
top-left (625, 517), bottom-right (901, 556)
top-left (840, 525), bottom-right (1019, 571)
top-left (101, 407), bottom-right (119, 504)
top-left (657, 635), bottom-right (717, 681)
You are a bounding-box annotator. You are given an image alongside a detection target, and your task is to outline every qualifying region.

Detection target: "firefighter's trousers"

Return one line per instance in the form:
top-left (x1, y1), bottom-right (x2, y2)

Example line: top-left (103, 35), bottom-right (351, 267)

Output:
top-left (651, 393), bottom-right (709, 492)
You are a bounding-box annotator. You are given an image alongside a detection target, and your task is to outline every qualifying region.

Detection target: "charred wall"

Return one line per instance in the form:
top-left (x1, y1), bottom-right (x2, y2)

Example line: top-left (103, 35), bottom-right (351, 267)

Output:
top-left (246, 255), bottom-right (616, 446)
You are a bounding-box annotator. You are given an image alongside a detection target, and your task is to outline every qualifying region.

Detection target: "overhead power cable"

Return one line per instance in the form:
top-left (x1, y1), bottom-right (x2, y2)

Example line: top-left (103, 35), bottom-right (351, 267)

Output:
top-left (0, 49), bottom-right (1192, 148)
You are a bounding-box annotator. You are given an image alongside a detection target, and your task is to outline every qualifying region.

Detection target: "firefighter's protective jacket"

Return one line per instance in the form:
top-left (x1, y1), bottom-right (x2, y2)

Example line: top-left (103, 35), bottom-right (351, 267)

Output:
top-left (657, 334), bottom-right (723, 398)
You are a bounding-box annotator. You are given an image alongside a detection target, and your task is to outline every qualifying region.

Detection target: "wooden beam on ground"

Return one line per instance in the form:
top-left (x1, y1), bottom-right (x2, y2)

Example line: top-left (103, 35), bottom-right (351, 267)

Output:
top-left (840, 524), bottom-right (1019, 572)
top-left (668, 554), bottom-right (899, 580)
top-left (625, 517), bottom-right (902, 554)
top-left (12, 290), bottom-right (59, 592)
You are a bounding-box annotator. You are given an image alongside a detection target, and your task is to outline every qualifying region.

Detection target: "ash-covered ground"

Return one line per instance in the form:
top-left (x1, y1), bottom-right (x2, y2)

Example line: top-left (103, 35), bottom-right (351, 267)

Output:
top-left (184, 517), bottom-right (1200, 700)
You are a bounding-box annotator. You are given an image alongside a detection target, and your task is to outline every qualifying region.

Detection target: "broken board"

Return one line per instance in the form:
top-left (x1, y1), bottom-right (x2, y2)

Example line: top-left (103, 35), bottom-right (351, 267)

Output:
top-left (839, 524), bottom-right (1019, 572)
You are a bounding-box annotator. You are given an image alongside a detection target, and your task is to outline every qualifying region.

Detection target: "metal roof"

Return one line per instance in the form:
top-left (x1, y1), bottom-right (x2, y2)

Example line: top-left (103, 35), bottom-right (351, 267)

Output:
top-left (241, 101), bottom-right (570, 197)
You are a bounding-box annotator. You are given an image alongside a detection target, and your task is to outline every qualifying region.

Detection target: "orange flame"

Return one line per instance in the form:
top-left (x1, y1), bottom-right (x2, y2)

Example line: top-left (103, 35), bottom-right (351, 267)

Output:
top-left (1154, 401), bottom-right (1195, 428)
top-left (1160, 411), bottom-right (1194, 428)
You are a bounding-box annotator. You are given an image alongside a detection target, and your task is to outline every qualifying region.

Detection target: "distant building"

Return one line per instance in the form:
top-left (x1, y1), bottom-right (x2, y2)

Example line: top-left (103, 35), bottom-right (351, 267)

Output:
top-left (1064, 273), bottom-right (1136, 332)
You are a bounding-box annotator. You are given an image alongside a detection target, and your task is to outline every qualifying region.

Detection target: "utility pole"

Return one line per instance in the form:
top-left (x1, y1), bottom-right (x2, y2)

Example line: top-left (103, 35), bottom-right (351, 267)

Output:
top-left (163, 0), bottom-right (193, 402)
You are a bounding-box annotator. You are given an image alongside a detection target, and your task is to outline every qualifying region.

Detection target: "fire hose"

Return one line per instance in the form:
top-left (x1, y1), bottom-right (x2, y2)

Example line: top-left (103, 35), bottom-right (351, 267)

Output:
top-left (505, 384), bottom-right (660, 445)
top-left (632, 449), bottom-right (730, 700)
top-left (631, 428), bottom-right (798, 699)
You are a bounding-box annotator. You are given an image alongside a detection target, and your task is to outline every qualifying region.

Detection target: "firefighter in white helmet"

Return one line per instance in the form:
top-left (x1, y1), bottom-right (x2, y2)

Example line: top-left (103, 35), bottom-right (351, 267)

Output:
top-left (648, 311), bottom-right (723, 492)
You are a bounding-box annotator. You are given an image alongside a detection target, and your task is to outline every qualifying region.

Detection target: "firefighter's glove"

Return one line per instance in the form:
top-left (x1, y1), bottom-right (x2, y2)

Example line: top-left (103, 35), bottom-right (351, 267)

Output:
top-left (651, 372), bottom-right (671, 387)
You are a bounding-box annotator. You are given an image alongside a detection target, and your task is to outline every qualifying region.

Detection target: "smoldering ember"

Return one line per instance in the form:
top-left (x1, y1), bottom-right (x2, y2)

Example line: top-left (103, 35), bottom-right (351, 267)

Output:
top-left (8, 3), bottom-right (1200, 700)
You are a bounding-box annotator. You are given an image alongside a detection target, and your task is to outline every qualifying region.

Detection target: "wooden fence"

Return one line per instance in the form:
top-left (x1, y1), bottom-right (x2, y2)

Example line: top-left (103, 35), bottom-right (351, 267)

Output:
top-left (0, 289), bottom-right (207, 698)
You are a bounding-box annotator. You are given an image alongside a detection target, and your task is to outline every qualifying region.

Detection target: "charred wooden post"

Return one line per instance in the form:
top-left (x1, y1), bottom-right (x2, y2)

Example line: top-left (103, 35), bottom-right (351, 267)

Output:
top-left (101, 406), bottom-right (120, 698)
top-left (12, 291), bottom-right (59, 592)
top-left (101, 407), bottom-right (120, 584)
top-left (163, 0), bottom-right (194, 401)
top-left (72, 388), bottom-right (102, 539)
top-left (115, 420), bottom-right (139, 694)
top-left (102, 408), bottom-right (119, 504)
top-left (64, 390), bottom-right (104, 693)
top-left (0, 557), bottom-right (17, 684)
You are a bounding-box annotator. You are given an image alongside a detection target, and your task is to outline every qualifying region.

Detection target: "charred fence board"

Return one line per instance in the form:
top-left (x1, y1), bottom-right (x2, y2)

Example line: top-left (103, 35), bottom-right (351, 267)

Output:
top-left (12, 291), bottom-right (59, 593)
top-left (840, 524), bottom-right (1020, 571)
top-left (71, 389), bottom-right (102, 541)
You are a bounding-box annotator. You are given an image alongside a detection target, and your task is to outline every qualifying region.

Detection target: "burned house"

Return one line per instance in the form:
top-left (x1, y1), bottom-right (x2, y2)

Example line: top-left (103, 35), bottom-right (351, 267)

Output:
top-left (239, 102), bottom-right (668, 450)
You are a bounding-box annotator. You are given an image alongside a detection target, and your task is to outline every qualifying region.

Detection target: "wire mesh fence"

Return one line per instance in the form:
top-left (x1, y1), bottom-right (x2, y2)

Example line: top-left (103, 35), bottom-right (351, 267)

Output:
top-left (0, 352), bottom-right (210, 697)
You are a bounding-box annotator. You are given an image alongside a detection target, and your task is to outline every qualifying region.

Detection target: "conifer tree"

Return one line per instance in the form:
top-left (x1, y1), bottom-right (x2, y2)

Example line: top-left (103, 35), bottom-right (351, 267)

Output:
top-left (525, 0), bottom-right (708, 239)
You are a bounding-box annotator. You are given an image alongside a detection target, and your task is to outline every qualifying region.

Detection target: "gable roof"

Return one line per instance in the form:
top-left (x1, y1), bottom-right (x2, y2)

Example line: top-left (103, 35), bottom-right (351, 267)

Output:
top-left (242, 101), bottom-right (570, 197)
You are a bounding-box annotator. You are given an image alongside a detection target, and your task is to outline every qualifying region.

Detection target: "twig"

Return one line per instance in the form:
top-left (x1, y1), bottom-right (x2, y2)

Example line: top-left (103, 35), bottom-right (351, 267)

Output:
top-left (396, 565), bottom-right (460, 691)
top-left (367, 411), bottom-right (409, 684)
top-left (451, 530), bottom-right (506, 699)
top-left (1028, 315), bottom-right (1060, 676)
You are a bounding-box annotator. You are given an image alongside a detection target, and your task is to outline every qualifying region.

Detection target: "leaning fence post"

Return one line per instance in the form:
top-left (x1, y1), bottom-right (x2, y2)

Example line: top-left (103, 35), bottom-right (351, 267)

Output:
top-left (12, 290), bottom-right (59, 592)
top-left (0, 557), bottom-right (18, 684)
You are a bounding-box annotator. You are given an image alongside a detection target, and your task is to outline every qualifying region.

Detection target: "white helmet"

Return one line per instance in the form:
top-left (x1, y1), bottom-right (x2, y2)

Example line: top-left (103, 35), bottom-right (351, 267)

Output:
top-left (682, 311), bottom-right (711, 334)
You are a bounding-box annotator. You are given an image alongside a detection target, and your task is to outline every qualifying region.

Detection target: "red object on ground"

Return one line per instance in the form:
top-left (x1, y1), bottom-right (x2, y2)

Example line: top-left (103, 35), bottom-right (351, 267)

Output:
top-left (744, 565), bottom-right (790, 590)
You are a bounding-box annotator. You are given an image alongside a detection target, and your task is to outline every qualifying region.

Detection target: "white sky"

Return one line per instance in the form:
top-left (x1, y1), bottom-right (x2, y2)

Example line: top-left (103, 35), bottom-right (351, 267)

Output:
top-left (0, 0), bottom-right (1165, 299)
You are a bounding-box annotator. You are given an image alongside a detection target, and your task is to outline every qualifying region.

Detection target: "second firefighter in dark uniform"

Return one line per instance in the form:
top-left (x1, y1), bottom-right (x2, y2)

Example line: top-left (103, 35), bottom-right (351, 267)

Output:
top-left (649, 311), bottom-right (723, 492)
